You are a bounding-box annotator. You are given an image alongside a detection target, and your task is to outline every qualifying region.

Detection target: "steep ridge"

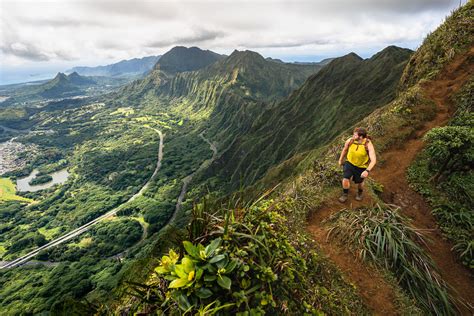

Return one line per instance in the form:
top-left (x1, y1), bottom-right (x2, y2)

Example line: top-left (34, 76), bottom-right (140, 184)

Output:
top-left (306, 46), bottom-right (474, 314)
top-left (372, 48), bottom-right (474, 313)
top-left (39, 72), bottom-right (95, 98)
top-left (120, 47), bottom-right (324, 152)
top-left (120, 46), bottom-right (224, 99)
top-left (153, 46), bottom-right (224, 75)
top-left (162, 50), bottom-right (321, 102)
top-left (67, 55), bottom-right (161, 77)
top-left (203, 46), bottom-right (412, 190)
top-left (298, 5), bottom-right (474, 312)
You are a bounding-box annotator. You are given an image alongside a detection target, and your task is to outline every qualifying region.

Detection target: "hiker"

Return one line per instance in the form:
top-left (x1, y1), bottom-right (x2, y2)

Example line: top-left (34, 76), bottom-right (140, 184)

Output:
top-left (338, 127), bottom-right (376, 202)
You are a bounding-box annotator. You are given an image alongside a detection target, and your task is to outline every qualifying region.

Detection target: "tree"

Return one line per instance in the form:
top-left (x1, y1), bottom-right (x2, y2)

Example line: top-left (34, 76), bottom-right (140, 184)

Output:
top-left (424, 126), bottom-right (473, 183)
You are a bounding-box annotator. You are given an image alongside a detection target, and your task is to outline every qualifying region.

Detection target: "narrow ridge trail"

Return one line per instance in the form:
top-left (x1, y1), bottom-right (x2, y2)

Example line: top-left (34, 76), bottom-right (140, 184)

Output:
top-left (307, 195), bottom-right (400, 315)
top-left (307, 47), bottom-right (474, 315)
top-left (373, 47), bottom-right (474, 314)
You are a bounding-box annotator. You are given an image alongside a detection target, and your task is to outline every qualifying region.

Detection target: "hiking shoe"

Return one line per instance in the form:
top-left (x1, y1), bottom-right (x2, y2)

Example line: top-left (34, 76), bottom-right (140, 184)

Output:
top-left (338, 193), bottom-right (348, 203)
top-left (355, 192), bottom-right (363, 201)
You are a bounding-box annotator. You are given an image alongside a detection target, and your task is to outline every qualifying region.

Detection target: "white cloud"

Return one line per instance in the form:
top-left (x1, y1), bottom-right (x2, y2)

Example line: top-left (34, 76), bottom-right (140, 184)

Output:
top-left (0, 0), bottom-right (465, 68)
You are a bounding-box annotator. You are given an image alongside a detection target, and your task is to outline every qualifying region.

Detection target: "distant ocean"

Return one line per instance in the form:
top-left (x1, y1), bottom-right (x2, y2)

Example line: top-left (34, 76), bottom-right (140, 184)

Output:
top-left (0, 68), bottom-right (58, 86)
top-left (0, 61), bottom-right (90, 86)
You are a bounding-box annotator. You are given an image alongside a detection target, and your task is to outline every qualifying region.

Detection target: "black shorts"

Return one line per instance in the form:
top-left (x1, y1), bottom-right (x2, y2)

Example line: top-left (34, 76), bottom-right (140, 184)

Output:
top-left (343, 161), bottom-right (366, 184)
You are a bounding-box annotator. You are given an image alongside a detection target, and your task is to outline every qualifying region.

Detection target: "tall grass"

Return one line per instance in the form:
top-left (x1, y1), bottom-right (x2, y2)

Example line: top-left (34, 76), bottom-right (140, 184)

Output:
top-left (326, 204), bottom-right (456, 315)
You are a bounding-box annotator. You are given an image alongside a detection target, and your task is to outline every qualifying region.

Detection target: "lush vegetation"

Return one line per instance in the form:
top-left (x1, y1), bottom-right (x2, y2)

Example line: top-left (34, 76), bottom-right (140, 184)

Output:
top-left (0, 258), bottom-right (123, 315)
top-left (0, 4), bottom-right (472, 313)
top-left (399, 2), bottom-right (473, 90)
top-left (124, 193), bottom-right (368, 315)
top-left (408, 79), bottom-right (473, 267)
top-left (0, 178), bottom-right (33, 203)
top-left (29, 174), bottom-right (53, 186)
top-left (0, 48), bottom-right (232, 314)
top-left (40, 218), bottom-right (143, 262)
top-left (199, 46), bottom-right (412, 190)
top-left (326, 204), bottom-right (454, 314)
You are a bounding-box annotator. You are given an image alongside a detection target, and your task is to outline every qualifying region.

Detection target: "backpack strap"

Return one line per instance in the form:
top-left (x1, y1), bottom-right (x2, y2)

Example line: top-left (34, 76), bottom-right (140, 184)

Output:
top-left (347, 138), bottom-right (354, 147)
top-left (364, 139), bottom-right (370, 154)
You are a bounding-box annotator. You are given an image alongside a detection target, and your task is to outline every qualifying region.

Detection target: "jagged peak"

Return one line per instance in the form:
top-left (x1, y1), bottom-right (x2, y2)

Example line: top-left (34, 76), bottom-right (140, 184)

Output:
top-left (322, 52), bottom-right (363, 69)
top-left (67, 71), bottom-right (81, 78)
top-left (54, 72), bottom-right (68, 80)
top-left (153, 46), bottom-right (223, 74)
top-left (224, 50), bottom-right (266, 67)
top-left (370, 45), bottom-right (413, 61)
top-left (161, 46), bottom-right (219, 59)
top-left (229, 49), bottom-right (264, 59)
top-left (344, 52), bottom-right (363, 61)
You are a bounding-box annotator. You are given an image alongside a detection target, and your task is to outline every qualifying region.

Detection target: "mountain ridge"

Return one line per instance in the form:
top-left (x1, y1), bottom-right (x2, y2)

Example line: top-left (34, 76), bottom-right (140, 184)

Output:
top-left (67, 55), bottom-right (161, 77)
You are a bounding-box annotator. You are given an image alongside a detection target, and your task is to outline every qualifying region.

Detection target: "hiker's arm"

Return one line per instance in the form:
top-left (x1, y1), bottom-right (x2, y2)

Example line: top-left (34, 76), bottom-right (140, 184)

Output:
top-left (361, 142), bottom-right (377, 178)
top-left (338, 139), bottom-right (351, 166)
top-left (366, 142), bottom-right (376, 171)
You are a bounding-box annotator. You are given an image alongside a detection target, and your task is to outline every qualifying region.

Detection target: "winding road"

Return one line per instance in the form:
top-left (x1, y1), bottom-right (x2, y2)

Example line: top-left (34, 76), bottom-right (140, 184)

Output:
top-left (169, 132), bottom-right (218, 224)
top-left (0, 127), bottom-right (163, 269)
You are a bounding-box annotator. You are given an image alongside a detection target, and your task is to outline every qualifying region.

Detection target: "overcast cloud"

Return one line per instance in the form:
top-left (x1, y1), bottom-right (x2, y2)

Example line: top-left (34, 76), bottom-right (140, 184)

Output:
top-left (0, 0), bottom-right (465, 76)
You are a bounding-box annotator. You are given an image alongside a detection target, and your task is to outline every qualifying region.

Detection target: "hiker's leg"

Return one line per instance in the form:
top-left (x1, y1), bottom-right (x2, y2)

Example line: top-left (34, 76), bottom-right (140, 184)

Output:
top-left (342, 178), bottom-right (350, 190)
top-left (342, 162), bottom-right (352, 191)
top-left (339, 178), bottom-right (350, 202)
top-left (355, 179), bottom-right (364, 201)
top-left (340, 162), bottom-right (352, 202)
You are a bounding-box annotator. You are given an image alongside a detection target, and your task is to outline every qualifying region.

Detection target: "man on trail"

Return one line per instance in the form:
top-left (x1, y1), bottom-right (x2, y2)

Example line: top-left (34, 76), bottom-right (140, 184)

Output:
top-left (338, 127), bottom-right (376, 203)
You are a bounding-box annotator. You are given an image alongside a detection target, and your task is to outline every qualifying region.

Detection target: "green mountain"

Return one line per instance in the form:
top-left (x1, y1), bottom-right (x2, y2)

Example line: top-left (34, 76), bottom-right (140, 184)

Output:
top-left (154, 46), bottom-right (224, 75)
top-left (38, 72), bottom-right (97, 98)
top-left (67, 72), bottom-right (96, 86)
top-left (122, 47), bottom-right (326, 147)
top-left (1, 3), bottom-right (472, 315)
top-left (121, 45), bottom-right (411, 191)
top-left (1, 72), bottom-right (97, 104)
top-left (120, 46), bottom-right (226, 98)
top-left (199, 46), bottom-right (412, 188)
top-left (67, 55), bottom-right (161, 77)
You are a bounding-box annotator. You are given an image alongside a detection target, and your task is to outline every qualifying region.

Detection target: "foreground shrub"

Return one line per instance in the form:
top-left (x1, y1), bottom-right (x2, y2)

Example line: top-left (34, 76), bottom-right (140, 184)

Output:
top-left (326, 204), bottom-right (455, 315)
top-left (125, 193), bottom-right (367, 315)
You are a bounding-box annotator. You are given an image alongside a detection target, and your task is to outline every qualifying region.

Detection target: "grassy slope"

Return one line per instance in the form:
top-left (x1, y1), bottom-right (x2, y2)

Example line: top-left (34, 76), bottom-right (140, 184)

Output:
top-left (242, 2), bottom-right (474, 312)
top-left (202, 46), bottom-right (412, 191)
top-left (408, 78), bottom-right (474, 267)
top-left (0, 178), bottom-right (33, 203)
top-left (257, 3), bottom-right (473, 194)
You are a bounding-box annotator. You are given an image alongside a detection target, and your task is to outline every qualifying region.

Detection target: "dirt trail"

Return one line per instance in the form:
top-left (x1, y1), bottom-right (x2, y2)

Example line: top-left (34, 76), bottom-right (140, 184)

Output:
top-left (307, 47), bottom-right (474, 314)
top-left (307, 194), bottom-right (401, 315)
top-left (373, 47), bottom-right (474, 314)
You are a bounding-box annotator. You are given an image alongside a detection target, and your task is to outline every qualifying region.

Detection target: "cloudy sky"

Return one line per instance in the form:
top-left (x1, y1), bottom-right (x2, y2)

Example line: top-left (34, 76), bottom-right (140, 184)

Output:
top-left (0, 0), bottom-right (465, 84)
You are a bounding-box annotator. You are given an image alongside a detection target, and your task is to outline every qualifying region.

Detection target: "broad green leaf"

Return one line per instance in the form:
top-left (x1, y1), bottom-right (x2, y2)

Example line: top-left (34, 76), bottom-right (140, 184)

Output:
top-left (204, 275), bottom-right (217, 282)
top-left (209, 254), bottom-right (226, 264)
top-left (168, 249), bottom-right (179, 263)
top-left (174, 265), bottom-right (188, 279)
top-left (216, 257), bottom-right (229, 269)
top-left (177, 293), bottom-right (192, 311)
top-left (169, 278), bottom-right (188, 288)
top-left (155, 266), bottom-right (168, 274)
top-left (183, 241), bottom-right (199, 258)
top-left (182, 257), bottom-right (195, 273)
top-left (195, 268), bottom-right (204, 281)
top-left (217, 275), bottom-right (232, 290)
top-left (226, 259), bottom-right (239, 273)
top-left (196, 287), bottom-right (213, 299)
top-left (205, 238), bottom-right (222, 257)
